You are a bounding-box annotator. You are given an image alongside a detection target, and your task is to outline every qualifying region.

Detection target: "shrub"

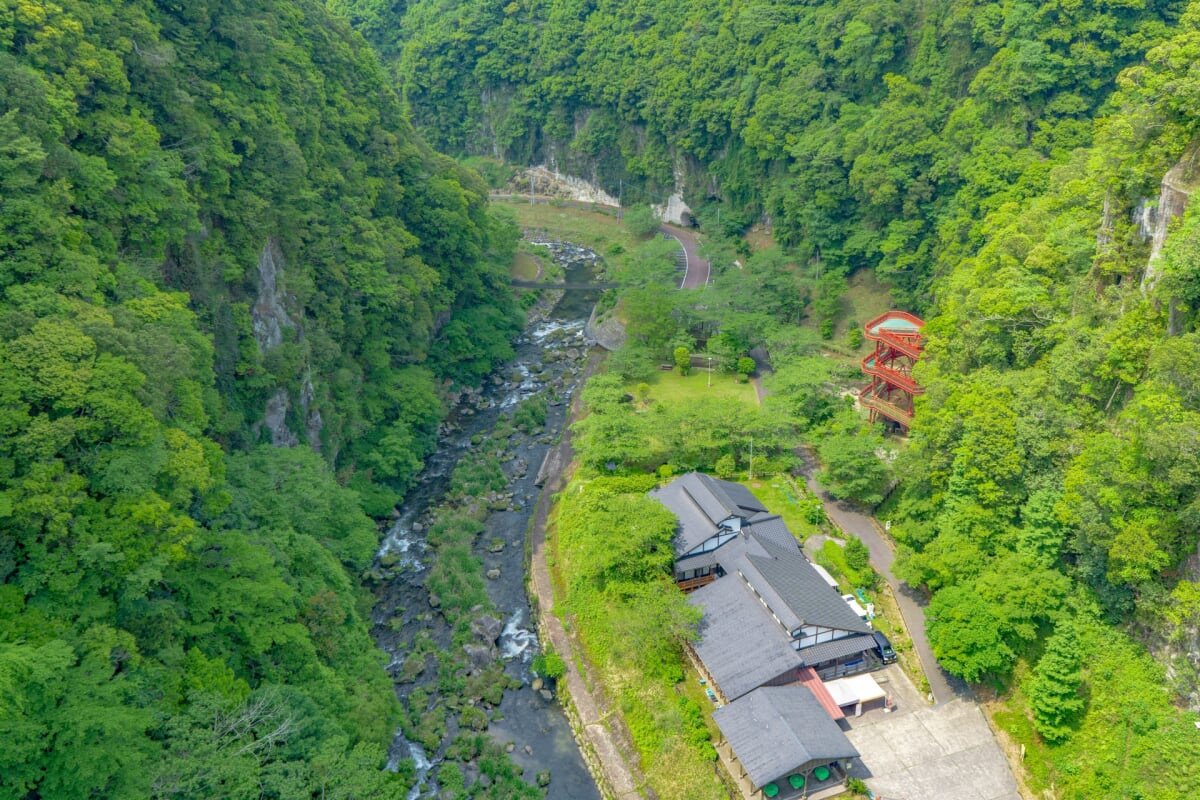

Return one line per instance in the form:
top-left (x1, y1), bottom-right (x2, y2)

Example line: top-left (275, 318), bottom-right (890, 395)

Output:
top-left (845, 536), bottom-right (871, 572)
top-left (714, 453), bottom-right (737, 478)
top-left (674, 346), bottom-right (691, 375)
top-left (625, 204), bottom-right (660, 237)
top-left (532, 647), bottom-right (567, 681)
top-left (513, 393), bottom-right (548, 433)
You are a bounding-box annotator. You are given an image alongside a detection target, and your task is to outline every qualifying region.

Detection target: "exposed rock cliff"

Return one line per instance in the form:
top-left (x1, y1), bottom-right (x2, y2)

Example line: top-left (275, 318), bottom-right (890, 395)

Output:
top-left (1142, 141), bottom-right (1200, 291)
top-left (251, 240), bottom-right (324, 449)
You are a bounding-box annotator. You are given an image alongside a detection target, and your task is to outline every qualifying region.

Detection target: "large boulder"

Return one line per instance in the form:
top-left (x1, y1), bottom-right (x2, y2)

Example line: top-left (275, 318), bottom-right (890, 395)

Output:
top-left (463, 643), bottom-right (495, 672)
top-left (470, 613), bottom-right (505, 645)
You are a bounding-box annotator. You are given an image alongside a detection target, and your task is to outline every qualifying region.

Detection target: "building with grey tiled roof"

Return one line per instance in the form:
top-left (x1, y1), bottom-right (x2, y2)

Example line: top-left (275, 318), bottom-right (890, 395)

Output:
top-left (713, 686), bottom-right (860, 790)
top-left (652, 473), bottom-right (880, 796)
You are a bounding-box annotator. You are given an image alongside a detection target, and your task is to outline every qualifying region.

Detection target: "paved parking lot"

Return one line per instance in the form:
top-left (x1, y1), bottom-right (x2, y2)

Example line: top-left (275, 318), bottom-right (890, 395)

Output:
top-left (843, 666), bottom-right (1020, 800)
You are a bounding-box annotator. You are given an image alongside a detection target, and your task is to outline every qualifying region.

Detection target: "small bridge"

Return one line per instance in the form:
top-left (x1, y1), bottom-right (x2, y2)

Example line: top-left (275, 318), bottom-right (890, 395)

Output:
top-left (511, 280), bottom-right (621, 290)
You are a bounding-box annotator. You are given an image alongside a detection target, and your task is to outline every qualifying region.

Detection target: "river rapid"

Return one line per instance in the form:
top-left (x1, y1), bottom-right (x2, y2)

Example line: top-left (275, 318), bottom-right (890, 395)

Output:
top-left (369, 244), bottom-right (606, 800)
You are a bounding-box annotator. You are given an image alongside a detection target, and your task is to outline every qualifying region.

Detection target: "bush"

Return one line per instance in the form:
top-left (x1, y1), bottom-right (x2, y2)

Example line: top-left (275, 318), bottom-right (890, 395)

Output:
top-left (624, 204), bottom-right (660, 237)
top-left (714, 453), bottom-right (737, 478)
top-left (532, 647), bottom-right (567, 681)
top-left (737, 356), bottom-right (756, 378)
top-left (513, 393), bottom-right (548, 433)
top-left (802, 497), bottom-right (826, 525)
top-left (845, 536), bottom-right (871, 572)
top-left (674, 346), bottom-right (691, 375)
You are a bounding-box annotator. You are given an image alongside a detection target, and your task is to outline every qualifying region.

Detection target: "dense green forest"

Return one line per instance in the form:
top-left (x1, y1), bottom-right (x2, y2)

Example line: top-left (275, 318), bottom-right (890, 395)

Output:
top-left (0, 0), bottom-right (524, 796)
top-left (335, 0), bottom-right (1180, 305)
top-left (334, 0), bottom-right (1200, 794)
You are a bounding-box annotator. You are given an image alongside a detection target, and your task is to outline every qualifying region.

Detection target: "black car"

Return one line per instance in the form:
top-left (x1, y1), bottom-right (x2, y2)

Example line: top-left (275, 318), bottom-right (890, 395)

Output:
top-left (873, 630), bottom-right (896, 664)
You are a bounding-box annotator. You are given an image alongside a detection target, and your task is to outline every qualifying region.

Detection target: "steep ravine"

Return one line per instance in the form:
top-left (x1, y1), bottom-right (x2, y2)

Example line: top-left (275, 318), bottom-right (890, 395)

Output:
top-left (367, 246), bottom-right (606, 800)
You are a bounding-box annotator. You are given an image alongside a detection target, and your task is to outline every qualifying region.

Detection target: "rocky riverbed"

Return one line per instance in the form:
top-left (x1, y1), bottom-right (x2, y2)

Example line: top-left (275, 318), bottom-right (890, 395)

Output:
top-left (367, 246), bottom-right (606, 800)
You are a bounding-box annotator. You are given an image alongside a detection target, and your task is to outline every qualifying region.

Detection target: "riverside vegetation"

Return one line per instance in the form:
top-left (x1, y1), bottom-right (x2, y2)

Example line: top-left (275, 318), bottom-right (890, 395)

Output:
top-left (8, 0), bottom-right (1200, 797)
top-left (336, 0), bottom-right (1200, 795)
top-left (0, 0), bottom-right (534, 797)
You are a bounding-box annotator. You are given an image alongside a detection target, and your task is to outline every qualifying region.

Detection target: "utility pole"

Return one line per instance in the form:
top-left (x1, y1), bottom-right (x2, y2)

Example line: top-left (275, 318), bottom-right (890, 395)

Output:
top-left (617, 179), bottom-right (623, 219)
top-left (530, 172), bottom-right (534, 205)
top-left (708, 356), bottom-right (712, 388)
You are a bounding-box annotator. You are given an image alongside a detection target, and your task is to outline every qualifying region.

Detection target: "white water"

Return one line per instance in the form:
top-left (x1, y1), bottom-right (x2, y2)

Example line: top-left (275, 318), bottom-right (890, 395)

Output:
top-left (377, 493), bottom-right (436, 569)
top-left (498, 608), bottom-right (539, 662)
top-left (529, 318), bottom-right (586, 342)
top-left (499, 363), bottom-right (541, 409)
top-left (387, 737), bottom-right (432, 800)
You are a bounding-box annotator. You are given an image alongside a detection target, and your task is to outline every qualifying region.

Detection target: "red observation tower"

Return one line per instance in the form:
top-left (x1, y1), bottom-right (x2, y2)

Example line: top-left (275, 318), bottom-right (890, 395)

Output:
top-left (860, 311), bottom-right (925, 432)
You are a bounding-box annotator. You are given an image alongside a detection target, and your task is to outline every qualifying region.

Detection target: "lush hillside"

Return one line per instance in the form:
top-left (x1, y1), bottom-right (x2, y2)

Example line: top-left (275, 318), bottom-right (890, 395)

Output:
top-left (335, 0), bottom-right (1181, 305)
top-left (335, 0), bottom-right (1200, 794)
top-left (0, 0), bottom-right (522, 796)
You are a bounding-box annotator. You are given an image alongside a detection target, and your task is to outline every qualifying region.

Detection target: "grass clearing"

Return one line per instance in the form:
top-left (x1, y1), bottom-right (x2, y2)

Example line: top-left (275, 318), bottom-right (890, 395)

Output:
top-left (739, 474), bottom-right (825, 540)
top-left (631, 368), bottom-right (759, 408)
top-left (835, 269), bottom-right (893, 342)
top-left (496, 198), bottom-right (643, 265)
top-left (744, 224), bottom-right (775, 251)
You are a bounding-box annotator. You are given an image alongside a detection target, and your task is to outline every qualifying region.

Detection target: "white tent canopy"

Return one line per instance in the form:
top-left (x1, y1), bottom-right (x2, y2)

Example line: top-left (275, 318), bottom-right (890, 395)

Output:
top-left (824, 673), bottom-right (887, 716)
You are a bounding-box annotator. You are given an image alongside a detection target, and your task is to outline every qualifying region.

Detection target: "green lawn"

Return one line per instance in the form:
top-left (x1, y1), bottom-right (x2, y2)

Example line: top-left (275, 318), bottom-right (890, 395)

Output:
top-left (738, 474), bottom-right (824, 540)
top-left (632, 368), bottom-right (759, 408)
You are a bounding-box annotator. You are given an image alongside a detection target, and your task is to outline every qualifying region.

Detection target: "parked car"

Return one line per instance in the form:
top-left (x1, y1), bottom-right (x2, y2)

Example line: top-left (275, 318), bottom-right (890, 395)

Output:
top-left (872, 630), bottom-right (896, 664)
top-left (841, 594), bottom-right (869, 621)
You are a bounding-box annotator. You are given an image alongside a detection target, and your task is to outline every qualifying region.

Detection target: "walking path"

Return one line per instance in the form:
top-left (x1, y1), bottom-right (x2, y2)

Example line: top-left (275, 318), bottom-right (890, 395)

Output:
top-left (527, 353), bottom-right (647, 800)
top-left (750, 374), bottom-right (964, 706)
top-left (794, 449), bottom-right (967, 707)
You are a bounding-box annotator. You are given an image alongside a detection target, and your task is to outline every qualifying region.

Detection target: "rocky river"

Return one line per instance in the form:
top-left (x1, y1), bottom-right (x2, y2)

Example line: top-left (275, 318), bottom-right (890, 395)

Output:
top-left (369, 243), bottom-right (607, 800)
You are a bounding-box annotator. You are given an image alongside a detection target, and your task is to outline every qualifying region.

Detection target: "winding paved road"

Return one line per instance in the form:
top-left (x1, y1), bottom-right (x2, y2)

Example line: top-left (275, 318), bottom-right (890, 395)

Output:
top-left (491, 193), bottom-right (711, 289)
top-left (795, 447), bottom-right (968, 707)
top-left (660, 222), bottom-right (711, 289)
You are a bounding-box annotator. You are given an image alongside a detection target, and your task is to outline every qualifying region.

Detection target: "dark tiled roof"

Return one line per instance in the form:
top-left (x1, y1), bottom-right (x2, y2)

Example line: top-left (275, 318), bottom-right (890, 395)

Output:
top-left (799, 634), bottom-right (876, 666)
top-left (651, 475), bottom-right (718, 555)
top-left (713, 686), bottom-right (860, 788)
top-left (688, 577), bottom-right (802, 701)
top-left (675, 547), bottom-right (719, 573)
top-left (744, 516), bottom-right (795, 554)
top-left (654, 473), bottom-right (770, 557)
top-left (697, 473), bottom-right (768, 517)
top-left (748, 551), bottom-right (872, 634)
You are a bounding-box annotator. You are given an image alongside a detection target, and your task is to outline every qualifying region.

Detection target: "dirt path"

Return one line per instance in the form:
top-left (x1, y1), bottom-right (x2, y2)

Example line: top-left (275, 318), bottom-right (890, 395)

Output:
top-left (527, 352), bottom-right (647, 800)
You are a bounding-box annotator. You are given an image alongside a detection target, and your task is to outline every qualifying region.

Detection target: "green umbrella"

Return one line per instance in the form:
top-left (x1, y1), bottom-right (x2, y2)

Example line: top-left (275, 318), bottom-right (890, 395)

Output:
top-left (788, 774), bottom-right (805, 789)
top-left (763, 783), bottom-right (779, 798)
top-left (814, 765), bottom-right (830, 781)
